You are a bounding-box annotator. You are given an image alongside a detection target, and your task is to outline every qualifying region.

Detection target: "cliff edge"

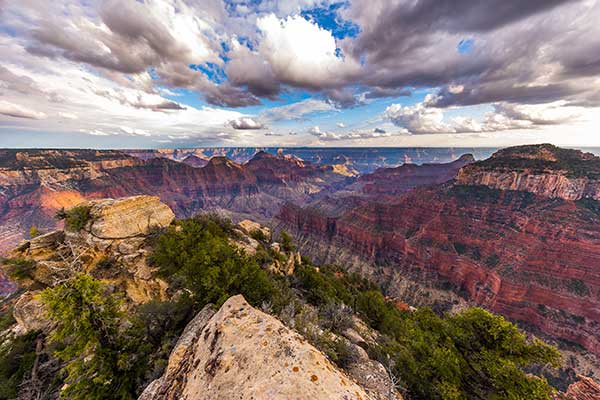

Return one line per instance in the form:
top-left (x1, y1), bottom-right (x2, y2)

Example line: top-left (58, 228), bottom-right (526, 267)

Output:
top-left (140, 294), bottom-right (375, 400)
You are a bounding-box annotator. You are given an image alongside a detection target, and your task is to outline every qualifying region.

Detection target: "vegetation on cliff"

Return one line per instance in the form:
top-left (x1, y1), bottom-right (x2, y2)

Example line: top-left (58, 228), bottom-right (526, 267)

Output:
top-left (1, 213), bottom-right (562, 400)
top-left (467, 144), bottom-right (600, 179)
top-left (55, 205), bottom-right (92, 232)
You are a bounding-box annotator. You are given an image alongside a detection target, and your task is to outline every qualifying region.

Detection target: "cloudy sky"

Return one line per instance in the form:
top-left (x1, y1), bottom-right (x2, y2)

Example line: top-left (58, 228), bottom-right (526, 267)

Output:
top-left (0, 0), bottom-right (599, 148)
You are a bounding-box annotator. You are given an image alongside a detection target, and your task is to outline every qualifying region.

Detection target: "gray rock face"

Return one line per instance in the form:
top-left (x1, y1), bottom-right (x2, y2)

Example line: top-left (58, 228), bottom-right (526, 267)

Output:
top-left (28, 230), bottom-right (65, 251)
top-left (140, 295), bottom-right (375, 400)
top-left (13, 291), bottom-right (50, 333)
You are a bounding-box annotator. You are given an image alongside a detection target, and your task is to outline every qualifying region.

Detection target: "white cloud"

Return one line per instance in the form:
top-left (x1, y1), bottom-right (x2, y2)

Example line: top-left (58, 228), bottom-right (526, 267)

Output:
top-left (0, 36), bottom-right (249, 142)
top-left (229, 117), bottom-right (264, 130)
top-left (0, 100), bottom-right (46, 119)
top-left (262, 98), bottom-right (335, 121)
top-left (385, 99), bottom-right (585, 135)
top-left (308, 125), bottom-right (395, 141)
top-left (336, 122), bottom-right (346, 128)
top-left (384, 102), bottom-right (453, 134)
top-left (58, 112), bottom-right (78, 120)
top-left (253, 14), bottom-right (359, 88)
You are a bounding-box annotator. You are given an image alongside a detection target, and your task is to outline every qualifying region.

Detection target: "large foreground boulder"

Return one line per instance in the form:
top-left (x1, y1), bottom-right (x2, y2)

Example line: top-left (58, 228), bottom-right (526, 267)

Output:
top-left (140, 295), bottom-right (374, 400)
top-left (88, 196), bottom-right (175, 239)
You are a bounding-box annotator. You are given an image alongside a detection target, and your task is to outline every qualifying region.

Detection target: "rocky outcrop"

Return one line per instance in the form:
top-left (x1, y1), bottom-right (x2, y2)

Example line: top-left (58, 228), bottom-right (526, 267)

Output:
top-left (86, 196), bottom-right (175, 239)
top-left (181, 154), bottom-right (209, 168)
top-left (140, 295), bottom-right (375, 400)
top-left (5, 196), bottom-right (174, 305)
top-left (13, 291), bottom-right (49, 333)
top-left (563, 375), bottom-right (600, 399)
top-left (277, 147), bottom-right (600, 358)
top-left (238, 219), bottom-right (271, 238)
top-left (457, 144), bottom-right (600, 200)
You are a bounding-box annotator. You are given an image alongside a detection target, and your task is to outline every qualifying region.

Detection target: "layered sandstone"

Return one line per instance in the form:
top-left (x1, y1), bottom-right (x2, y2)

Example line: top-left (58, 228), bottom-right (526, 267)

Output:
top-left (87, 196), bottom-right (175, 239)
top-left (457, 144), bottom-right (600, 200)
top-left (358, 153), bottom-right (474, 195)
top-left (0, 150), bottom-right (349, 257)
top-left (278, 186), bottom-right (600, 355)
top-left (140, 295), bottom-right (375, 400)
top-left (565, 375), bottom-right (600, 399)
top-left (277, 145), bottom-right (600, 359)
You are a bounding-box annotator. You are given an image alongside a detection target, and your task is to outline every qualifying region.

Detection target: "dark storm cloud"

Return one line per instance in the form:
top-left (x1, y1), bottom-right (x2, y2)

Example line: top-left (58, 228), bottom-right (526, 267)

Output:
top-left (344, 0), bottom-right (571, 64)
top-left (364, 87), bottom-right (411, 99)
top-left (338, 0), bottom-right (600, 108)
top-left (428, 83), bottom-right (578, 108)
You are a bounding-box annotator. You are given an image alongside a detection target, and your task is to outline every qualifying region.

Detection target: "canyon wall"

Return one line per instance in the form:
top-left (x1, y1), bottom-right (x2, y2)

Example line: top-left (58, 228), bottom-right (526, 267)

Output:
top-left (277, 145), bottom-right (600, 357)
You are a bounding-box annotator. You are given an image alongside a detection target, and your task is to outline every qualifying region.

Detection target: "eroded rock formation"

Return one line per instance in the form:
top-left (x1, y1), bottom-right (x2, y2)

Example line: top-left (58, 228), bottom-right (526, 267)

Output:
top-left (457, 144), bottom-right (600, 200)
top-left (140, 295), bottom-right (375, 400)
top-left (277, 145), bottom-right (600, 360)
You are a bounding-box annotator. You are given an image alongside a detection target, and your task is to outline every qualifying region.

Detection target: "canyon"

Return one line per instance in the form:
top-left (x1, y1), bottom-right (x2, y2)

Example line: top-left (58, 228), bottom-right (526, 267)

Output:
top-left (276, 145), bottom-right (600, 363)
top-left (1, 144), bottom-right (600, 396)
top-left (0, 149), bottom-right (349, 254)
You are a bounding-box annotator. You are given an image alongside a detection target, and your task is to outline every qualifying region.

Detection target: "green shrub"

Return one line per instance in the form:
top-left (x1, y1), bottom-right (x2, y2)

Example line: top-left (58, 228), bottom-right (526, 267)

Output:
top-left (29, 225), bottom-right (41, 238)
top-left (0, 331), bottom-right (41, 399)
top-left (0, 308), bottom-right (15, 332)
top-left (149, 215), bottom-right (278, 309)
top-left (565, 278), bottom-right (590, 297)
top-left (56, 205), bottom-right (92, 232)
top-left (319, 302), bottom-right (354, 333)
top-left (249, 229), bottom-right (269, 242)
top-left (369, 307), bottom-right (561, 400)
top-left (41, 274), bottom-right (138, 400)
top-left (485, 253), bottom-right (500, 267)
top-left (279, 230), bottom-right (296, 252)
top-left (317, 335), bottom-right (358, 370)
top-left (1, 257), bottom-right (36, 281)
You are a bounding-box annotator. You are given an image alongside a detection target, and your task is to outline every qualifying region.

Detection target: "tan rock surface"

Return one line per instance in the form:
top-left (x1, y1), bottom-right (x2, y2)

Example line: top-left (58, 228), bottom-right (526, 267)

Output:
top-left (140, 294), bottom-right (374, 400)
top-left (238, 219), bottom-right (271, 238)
top-left (13, 291), bottom-right (50, 333)
top-left (88, 196), bottom-right (174, 239)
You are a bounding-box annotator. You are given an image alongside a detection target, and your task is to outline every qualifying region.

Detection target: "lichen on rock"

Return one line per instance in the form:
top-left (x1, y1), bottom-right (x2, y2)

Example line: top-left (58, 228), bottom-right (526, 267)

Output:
top-left (140, 295), bottom-right (376, 400)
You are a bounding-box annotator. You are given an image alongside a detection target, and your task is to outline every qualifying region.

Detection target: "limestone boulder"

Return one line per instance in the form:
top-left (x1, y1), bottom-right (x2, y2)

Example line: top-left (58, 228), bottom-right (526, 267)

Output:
top-left (140, 295), bottom-right (374, 400)
top-left (13, 291), bottom-right (50, 332)
top-left (238, 219), bottom-right (271, 238)
top-left (88, 196), bottom-right (174, 239)
top-left (28, 230), bottom-right (65, 251)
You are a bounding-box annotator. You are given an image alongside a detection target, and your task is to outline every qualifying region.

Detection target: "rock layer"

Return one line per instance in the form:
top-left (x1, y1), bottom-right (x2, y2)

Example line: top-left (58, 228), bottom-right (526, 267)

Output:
top-left (563, 375), bottom-right (600, 400)
top-left (0, 150), bottom-right (348, 258)
top-left (277, 145), bottom-right (600, 357)
top-left (457, 144), bottom-right (600, 200)
top-left (87, 196), bottom-right (175, 239)
top-left (140, 295), bottom-right (374, 400)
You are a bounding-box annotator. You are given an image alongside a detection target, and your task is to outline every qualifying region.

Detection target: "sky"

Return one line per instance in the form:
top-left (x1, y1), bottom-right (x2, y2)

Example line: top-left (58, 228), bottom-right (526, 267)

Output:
top-left (0, 0), bottom-right (599, 148)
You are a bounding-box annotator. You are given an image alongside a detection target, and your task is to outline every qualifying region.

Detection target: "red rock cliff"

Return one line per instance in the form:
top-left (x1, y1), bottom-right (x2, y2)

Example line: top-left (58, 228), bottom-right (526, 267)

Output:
top-left (277, 145), bottom-right (600, 356)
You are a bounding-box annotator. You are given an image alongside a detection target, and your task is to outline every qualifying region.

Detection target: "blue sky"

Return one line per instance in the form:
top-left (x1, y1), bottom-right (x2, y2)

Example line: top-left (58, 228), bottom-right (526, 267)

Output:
top-left (0, 0), bottom-right (599, 148)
